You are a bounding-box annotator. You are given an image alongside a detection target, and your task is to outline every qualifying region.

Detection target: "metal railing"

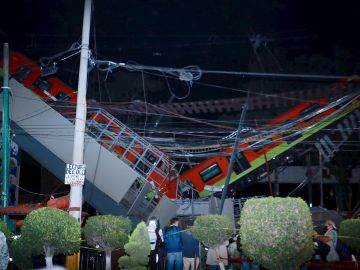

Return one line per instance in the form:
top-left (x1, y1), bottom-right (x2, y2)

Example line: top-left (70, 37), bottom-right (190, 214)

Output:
top-left (53, 103), bottom-right (176, 190)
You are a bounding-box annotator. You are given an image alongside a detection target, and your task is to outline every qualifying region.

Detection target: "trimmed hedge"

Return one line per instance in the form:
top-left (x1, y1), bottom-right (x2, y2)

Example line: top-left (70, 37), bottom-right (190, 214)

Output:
top-left (239, 197), bottom-right (313, 270)
top-left (118, 221), bottom-right (150, 269)
top-left (21, 207), bottom-right (81, 256)
top-left (339, 218), bottom-right (360, 253)
top-left (192, 214), bottom-right (233, 247)
top-left (83, 215), bottom-right (132, 253)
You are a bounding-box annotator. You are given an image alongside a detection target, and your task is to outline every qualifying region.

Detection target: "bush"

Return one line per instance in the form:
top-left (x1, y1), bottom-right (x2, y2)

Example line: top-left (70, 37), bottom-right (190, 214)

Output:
top-left (0, 220), bottom-right (12, 241)
top-left (192, 214), bottom-right (233, 247)
top-left (83, 215), bottom-right (132, 253)
top-left (239, 197), bottom-right (313, 270)
top-left (118, 221), bottom-right (150, 270)
top-left (118, 256), bottom-right (145, 270)
top-left (21, 207), bottom-right (81, 256)
top-left (339, 218), bottom-right (360, 253)
top-left (10, 238), bottom-right (33, 269)
top-left (83, 215), bottom-right (132, 270)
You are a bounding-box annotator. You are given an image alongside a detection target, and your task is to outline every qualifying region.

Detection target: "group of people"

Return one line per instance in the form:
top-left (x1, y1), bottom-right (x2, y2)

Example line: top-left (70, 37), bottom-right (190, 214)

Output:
top-left (147, 216), bottom-right (200, 270)
top-left (147, 217), bottom-right (354, 270)
top-left (147, 216), bottom-right (258, 270)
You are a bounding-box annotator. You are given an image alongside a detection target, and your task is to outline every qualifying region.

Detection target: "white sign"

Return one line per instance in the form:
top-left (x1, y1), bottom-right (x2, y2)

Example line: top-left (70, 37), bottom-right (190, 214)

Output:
top-left (65, 163), bottom-right (86, 185)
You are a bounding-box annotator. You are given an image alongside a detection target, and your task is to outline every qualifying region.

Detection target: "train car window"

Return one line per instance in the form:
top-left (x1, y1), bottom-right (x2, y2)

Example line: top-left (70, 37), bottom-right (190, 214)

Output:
top-left (33, 77), bottom-right (52, 93)
top-left (299, 103), bottom-right (321, 116)
top-left (55, 91), bottom-right (70, 102)
top-left (145, 152), bottom-right (157, 164)
top-left (98, 119), bottom-right (107, 125)
top-left (232, 151), bottom-right (251, 175)
top-left (156, 160), bottom-right (164, 170)
top-left (199, 163), bottom-right (222, 183)
top-left (13, 65), bottom-right (32, 82)
top-left (144, 151), bottom-right (166, 171)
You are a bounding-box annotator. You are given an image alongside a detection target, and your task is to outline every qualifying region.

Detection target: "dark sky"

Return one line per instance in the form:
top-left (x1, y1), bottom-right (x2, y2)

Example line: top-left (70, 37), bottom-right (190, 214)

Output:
top-left (2, 1), bottom-right (359, 57)
top-left (1, 0), bottom-right (360, 103)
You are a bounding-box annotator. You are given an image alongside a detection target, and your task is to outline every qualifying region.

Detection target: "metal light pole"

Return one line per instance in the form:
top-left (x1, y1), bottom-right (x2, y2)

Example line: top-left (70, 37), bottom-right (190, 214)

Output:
top-left (219, 100), bottom-right (248, 215)
top-left (1, 43), bottom-right (10, 225)
top-left (319, 151), bottom-right (324, 207)
top-left (68, 0), bottom-right (92, 223)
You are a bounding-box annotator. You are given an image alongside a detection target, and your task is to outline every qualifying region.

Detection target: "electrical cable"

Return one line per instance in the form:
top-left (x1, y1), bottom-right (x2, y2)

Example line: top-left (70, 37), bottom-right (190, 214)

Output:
top-left (141, 71), bottom-right (148, 136)
top-left (17, 185), bottom-right (68, 197)
top-left (39, 42), bottom-right (81, 67)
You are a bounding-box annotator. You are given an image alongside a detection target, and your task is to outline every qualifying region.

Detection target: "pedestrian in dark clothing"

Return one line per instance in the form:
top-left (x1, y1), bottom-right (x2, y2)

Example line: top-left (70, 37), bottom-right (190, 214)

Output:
top-left (181, 221), bottom-right (200, 270)
top-left (164, 217), bottom-right (183, 270)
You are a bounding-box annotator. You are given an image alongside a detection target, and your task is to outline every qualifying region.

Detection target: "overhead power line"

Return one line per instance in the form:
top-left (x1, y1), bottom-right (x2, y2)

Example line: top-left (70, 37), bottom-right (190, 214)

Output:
top-left (93, 58), bottom-right (354, 82)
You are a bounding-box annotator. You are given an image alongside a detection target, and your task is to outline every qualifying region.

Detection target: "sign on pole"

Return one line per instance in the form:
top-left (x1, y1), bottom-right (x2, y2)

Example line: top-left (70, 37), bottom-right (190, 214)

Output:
top-left (65, 164), bottom-right (86, 185)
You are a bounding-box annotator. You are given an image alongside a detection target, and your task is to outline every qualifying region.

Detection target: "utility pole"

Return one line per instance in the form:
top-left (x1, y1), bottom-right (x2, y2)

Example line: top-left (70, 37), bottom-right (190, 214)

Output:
top-left (274, 166), bottom-right (279, 196)
top-left (306, 154), bottom-right (313, 207)
top-left (1, 43), bottom-right (10, 225)
top-left (319, 151), bottom-right (324, 207)
top-left (219, 100), bottom-right (248, 215)
top-left (264, 153), bottom-right (273, 196)
top-left (67, 0), bottom-right (92, 223)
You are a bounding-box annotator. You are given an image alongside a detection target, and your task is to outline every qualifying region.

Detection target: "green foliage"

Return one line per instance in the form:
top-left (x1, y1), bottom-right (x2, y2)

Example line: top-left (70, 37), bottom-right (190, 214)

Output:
top-left (119, 221), bottom-right (150, 270)
top-left (0, 219), bottom-right (12, 240)
top-left (192, 214), bottom-right (233, 247)
top-left (21, 207), bottom-right (81, 256)
top-left (339, 218), bottom-right (360, 252)
top-left (118, 256), bottom-right (146, 270)
top-left (10, 239), bottom-right (33, 269)
top-left (83, 215), bottom-right (132, 253)
top-left (239, 197), bottom-right (313, 270)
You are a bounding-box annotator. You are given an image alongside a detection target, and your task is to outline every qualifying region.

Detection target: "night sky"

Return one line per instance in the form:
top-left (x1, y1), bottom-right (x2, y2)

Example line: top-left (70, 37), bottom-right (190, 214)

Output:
top-left (1, 0), bottom-right (360, 103)
top-left (0, 2), bottom-right (357, 121)
top-left (0, 0), bottom-right (359, 131)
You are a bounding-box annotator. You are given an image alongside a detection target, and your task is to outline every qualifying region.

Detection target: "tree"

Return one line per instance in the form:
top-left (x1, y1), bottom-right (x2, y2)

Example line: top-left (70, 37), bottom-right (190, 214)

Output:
top-left (118, 221), bottom-right (150, 270)
top-left (192, 214), bottom-right (233, 270)
top-left (20, 207), bottom-right (81, 268)
top-left (83, 215), bottom-right (132, 270)
top-left (239, 197), bottom-right (313, 270)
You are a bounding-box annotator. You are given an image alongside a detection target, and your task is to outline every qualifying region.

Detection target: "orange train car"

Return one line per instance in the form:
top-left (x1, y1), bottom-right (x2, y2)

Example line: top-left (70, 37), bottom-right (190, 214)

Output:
top-left (7, 51), bottom-right (78, 104)
top-left (87, 112), bottom-right (173, 191)
top-left (5, 51), bottom-right (174, 195)
top-left (165, 96), bottom-right (357, 199)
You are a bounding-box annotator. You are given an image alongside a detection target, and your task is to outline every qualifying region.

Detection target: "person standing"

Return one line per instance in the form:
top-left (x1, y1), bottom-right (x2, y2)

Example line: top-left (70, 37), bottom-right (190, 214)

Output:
top-left (0, 231), bottom-right (9, 270)
top-left (148, 216), bottom-right (164, 270)
top-left (206, 240), bottom-right (229, 270)
top-left (181, 220), bottom-right (200, 270)
top-left (164, 217), bottom-right (183, 270)
top-left (313, 220), bottom-right (340, 263)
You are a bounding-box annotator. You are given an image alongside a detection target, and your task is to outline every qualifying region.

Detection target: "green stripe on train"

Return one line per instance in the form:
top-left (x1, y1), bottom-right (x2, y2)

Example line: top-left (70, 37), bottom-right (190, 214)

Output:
top-left (199, 100), bottom-right (359, 197)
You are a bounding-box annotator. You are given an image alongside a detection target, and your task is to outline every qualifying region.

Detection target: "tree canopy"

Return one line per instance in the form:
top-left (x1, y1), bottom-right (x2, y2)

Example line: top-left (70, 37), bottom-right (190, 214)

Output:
top-left (21, 207), bottom-right (81, 256)
top-left (239, 197), bottom-right (313, 270)
top-left (118, 221), bottom-right (150, 269)
top-left (192, 214), bottom-right (233, 248)
top-left (83, 215), bottom-right (132, 253)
